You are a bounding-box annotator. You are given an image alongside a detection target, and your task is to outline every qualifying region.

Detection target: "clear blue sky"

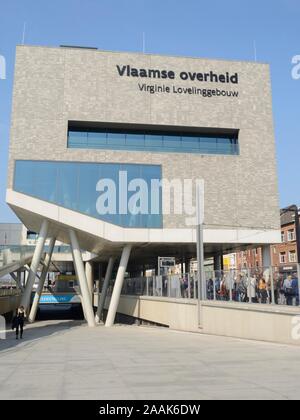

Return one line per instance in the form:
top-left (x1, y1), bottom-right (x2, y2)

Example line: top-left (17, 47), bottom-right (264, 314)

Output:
top-left (0, 0), bottom-right (299, 222)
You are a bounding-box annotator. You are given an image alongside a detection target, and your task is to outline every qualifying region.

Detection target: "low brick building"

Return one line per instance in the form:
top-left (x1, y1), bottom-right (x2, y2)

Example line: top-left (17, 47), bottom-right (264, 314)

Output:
top-left (271, 208), bottom-right (299, 274)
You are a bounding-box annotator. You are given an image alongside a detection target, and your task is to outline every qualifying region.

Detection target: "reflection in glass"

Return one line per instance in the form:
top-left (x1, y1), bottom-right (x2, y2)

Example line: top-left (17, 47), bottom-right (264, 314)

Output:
top-left (14, 160), bottom-right (162, 229)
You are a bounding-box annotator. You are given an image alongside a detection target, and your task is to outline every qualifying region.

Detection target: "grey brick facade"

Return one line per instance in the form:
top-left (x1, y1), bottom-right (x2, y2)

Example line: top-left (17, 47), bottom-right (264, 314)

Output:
top-left (8, 45), bottom-right (280, 231)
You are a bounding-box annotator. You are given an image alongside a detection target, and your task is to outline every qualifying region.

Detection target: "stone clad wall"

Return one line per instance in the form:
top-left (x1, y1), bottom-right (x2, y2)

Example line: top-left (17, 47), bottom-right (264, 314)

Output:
top-left (8, 45), bottom-right (279, 231)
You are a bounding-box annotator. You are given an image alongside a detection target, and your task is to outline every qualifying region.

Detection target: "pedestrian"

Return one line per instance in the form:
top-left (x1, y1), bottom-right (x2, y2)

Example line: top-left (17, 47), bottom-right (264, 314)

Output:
top-left (291, 275), bottom-right (299, 306)
top-left (15, 305), bottom-right (26, 339)
top-left (247, 275), bottom-right (258, 303)
top-left (258, 277), bottom-right (268, 304)
top-left (207, 278), bottom-right (214, 300)
top-left (215, 276), bottom-right (221, 300)
top-left (283, 275), bottom-right (295, 306)
top-left (182, 274), bottom-right (189, 298)
top-left (219, 277), bottom-right (228, 301)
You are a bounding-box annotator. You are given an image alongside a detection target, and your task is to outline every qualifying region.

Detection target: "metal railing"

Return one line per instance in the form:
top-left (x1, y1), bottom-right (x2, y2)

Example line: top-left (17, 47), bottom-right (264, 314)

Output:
top-left (117, 265), bottom-right (300, 308)
top-left (120, 275), bottom-right (198, 299)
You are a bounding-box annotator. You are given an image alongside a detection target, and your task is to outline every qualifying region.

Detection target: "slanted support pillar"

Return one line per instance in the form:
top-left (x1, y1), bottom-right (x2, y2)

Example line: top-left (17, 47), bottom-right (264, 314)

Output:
top-left (95, 257), bottom-right (115, 323)
top-left (28, 237), bottom-right (56, 323)
top-left (69, 229), bottom-right (96, 327)
top-left (105, 245), bottom-right (132, 327)
top-left (85, 261), bottom-right (94, 304)
top-left (21, 219), bottom-right (49, 312)
top-left (10, 272), bottom-right (24, 293)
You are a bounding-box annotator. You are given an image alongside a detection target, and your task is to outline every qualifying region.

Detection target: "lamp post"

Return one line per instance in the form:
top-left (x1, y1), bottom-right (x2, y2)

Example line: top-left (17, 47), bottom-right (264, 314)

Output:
top-left (196, 182), bottom-right (205, 327)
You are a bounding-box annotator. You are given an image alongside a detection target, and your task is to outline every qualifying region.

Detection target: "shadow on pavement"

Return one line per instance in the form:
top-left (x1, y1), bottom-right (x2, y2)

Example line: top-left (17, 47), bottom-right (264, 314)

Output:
top-left (0, 319), bottom-right (84, 352)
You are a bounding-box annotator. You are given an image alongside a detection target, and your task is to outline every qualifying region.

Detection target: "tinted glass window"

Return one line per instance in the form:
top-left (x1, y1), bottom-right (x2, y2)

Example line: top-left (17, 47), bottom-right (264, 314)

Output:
top-left (68, 128), bottom-right (239, 155)
top-left (14, 160), bottom-right (162, 229)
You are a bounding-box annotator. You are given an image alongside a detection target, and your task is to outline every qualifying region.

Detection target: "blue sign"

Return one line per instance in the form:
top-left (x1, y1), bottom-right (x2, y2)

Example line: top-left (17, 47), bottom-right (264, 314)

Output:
top-left (40, 294), bottom-right (79, 304)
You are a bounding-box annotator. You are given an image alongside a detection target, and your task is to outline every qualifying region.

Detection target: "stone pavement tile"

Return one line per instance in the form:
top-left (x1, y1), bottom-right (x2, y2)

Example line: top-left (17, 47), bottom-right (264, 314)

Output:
top-left (133, 390), bottom-right (212, 400)
top-left (0, 384), bottom-right (61, 400)
top-left (189, 377), bottom-right (256, 390)
top-left (203, 387), bottom-right (287, 400)
top-left (61, 388), bottom-right (136, 400)
top-left (1, 321), bottom-right (300, 400)
top-left (279, 388), bottom-right (300, 400)
top-left (0, 392), bottom-right (60, 400)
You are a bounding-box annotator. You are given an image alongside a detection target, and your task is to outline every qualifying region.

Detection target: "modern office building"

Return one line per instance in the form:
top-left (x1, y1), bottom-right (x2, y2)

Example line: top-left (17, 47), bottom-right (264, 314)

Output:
top-left (6, 45), bottom-right (280, 326)
top-left (0, 223), bottom-right (23, 246)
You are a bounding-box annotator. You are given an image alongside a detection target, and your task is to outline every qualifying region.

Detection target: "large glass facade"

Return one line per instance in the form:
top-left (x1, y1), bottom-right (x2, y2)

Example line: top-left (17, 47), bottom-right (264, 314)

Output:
top-left (14, 160), bottom-right (162, 228)
top-left (68, 128), bottom-right (239, 155)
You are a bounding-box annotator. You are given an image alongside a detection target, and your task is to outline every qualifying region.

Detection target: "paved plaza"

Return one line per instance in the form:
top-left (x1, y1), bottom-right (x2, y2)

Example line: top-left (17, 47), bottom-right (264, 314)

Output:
top-left (0, 320), bottom-right (300, 400)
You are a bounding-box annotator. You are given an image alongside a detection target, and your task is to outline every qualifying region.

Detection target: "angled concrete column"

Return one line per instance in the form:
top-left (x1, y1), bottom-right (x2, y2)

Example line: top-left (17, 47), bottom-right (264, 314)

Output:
top-left (85, 261), bottom-right (93, 304)
top-left (105, 245), bottom-right (132, 327)
top-left (95, 257), bottom-right (115, 323)
top-left (69, 229), bottom-right (95, 327)
top-left (28, 237), bottom-right (56, 323)
top-left (10, 272), bottom-right (24, 292)
top-left (70, 247), bottom-right (88, 322)
top-left (21, 219), bottom-right (49, 312)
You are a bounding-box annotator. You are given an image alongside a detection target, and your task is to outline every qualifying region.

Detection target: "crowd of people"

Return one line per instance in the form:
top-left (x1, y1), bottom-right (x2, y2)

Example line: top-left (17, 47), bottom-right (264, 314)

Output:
top-left (122, 271), bottom-right (299, 307)
top-left (206, 272), bottom-right (299, 306)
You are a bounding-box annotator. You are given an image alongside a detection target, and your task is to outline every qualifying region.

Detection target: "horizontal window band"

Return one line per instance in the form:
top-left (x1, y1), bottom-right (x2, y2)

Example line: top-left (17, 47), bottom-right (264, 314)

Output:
top-left (67, 124), bottom-right (239, 156)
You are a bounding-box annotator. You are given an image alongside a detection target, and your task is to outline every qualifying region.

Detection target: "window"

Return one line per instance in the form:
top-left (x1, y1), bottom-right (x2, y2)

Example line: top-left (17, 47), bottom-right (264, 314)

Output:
top-left (67, 126), bottom-right (239, 156)
top-left (88, 132), bottom-right (106, 147)
top-left (287, 229), bottom-right (296, 241)
top-left (68, 131), bottom-right (87, 147)
top-left (14, 160), bottom-right (162, 229)
top-left (281, 232), bottom-right (285, 242)
top-left (107, 133), bottom-right (126, 147)
top-left (289, 251), bottom-right (297, 263)
top-left (279, 252), bottom-right (286, 263)
top-left (26, 231), bottom-right (38, 240)
top-left (126, 134), bottom-right (144, 148)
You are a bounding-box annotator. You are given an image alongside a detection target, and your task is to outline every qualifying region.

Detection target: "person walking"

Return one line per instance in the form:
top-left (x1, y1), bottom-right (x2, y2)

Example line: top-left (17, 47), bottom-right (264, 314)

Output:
top-left (15, 305), bottom-right (26, 339)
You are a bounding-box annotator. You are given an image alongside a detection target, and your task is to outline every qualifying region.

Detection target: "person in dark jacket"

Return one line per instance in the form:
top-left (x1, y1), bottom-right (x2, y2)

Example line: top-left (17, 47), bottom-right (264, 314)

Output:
top-left (291, 276), bottom-right (299, 306)
top-left (15, 306), bottom-right (26, 339)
